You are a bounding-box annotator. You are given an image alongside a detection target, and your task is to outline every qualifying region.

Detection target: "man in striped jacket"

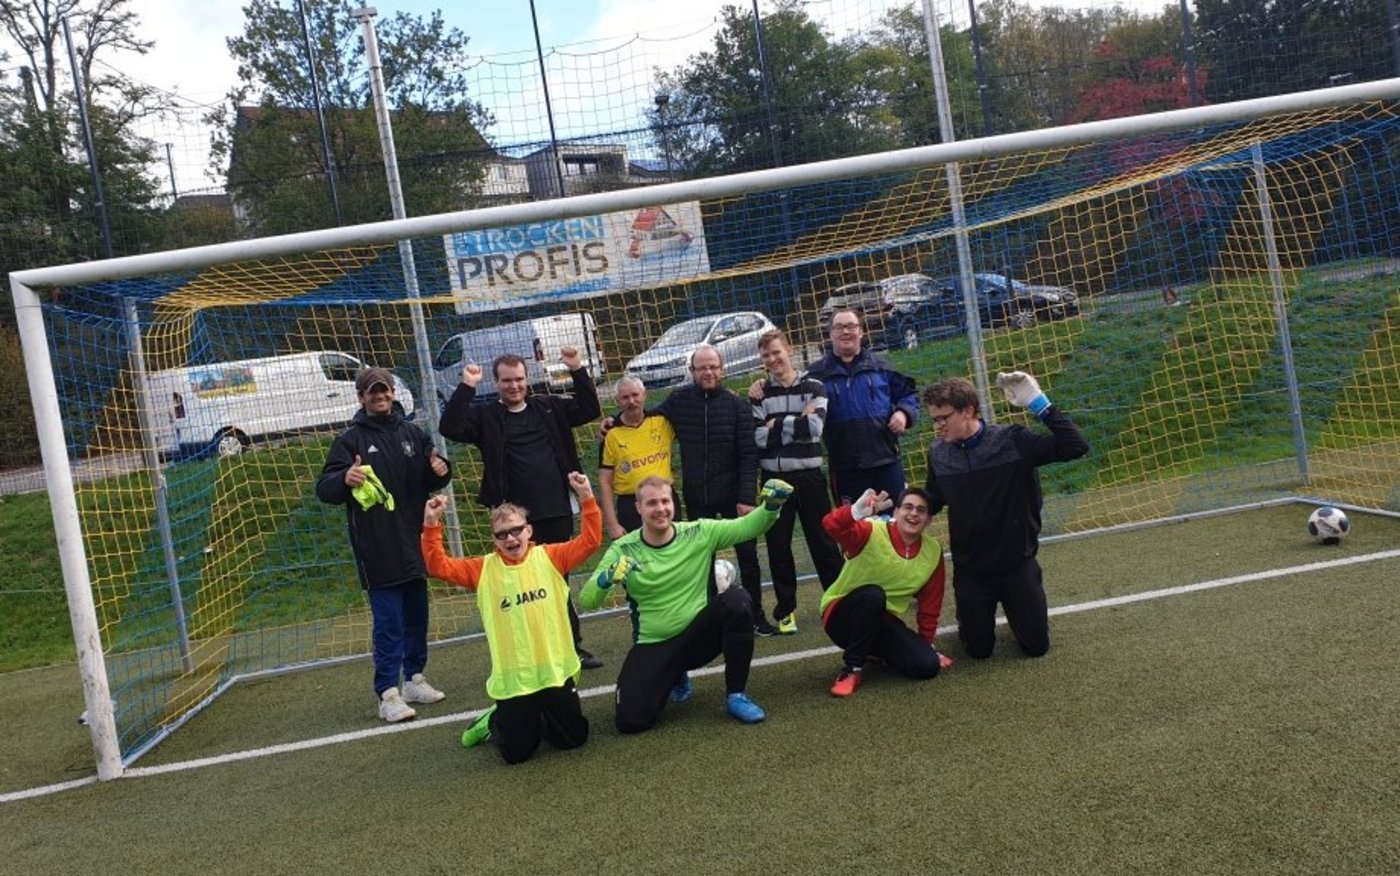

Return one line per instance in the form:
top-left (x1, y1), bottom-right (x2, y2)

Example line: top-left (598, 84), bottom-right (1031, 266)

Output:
top-left (749, 330), bottom-right (845, 634)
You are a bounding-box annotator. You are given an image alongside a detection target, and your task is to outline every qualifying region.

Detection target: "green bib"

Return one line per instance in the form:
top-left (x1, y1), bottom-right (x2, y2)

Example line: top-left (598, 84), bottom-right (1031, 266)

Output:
top-left (820, 523), bottom-right (941, 616)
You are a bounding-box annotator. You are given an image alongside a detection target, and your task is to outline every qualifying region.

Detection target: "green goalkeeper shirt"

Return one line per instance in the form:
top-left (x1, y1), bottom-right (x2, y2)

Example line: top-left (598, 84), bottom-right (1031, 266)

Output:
top-left (580, 507), bottom-right (778, 643)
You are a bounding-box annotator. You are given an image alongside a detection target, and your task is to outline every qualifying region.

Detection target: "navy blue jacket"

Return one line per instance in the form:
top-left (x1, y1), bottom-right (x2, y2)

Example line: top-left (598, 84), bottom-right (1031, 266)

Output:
top-left (805, 349), bottom-right (919, 473)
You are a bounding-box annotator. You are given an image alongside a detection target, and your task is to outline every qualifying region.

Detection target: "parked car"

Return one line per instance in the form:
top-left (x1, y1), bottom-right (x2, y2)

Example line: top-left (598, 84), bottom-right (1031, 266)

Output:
top-left (625, 311), bottom-right (776, 387)
top-left (934, 273), bottom-right (1080, 329)
top-left (818, 274), bottom-right (961, 350)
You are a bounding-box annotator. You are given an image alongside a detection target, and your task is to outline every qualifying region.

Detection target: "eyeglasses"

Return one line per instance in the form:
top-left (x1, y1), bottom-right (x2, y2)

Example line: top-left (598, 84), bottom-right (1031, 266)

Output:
top-left (492, 523), bottom-right (528, 541)
top-left (831, 323), bottom-right (862, 333)
top-left (898, 503), bottom-right (930, 515)
top-left (931, 410), bottom-right (961, 427)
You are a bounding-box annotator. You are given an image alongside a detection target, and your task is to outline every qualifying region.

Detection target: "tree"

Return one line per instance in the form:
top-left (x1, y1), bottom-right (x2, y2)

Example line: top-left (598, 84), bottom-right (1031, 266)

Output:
top-left (0, 1), bottom-right (169, 467)
top-left (650, 0), bottom-right (897, 178)
top-left (211, 0), bottom-right (494, 236)
top-left (0, 0), bottom-right (166, 305)
top-left (976, 0), bottom-right (1139, 131)
top-left (1068, 12), bottom-right (1200, 123)
top-left (846, 5), bottom-right (982, 146)
top-left (1195, 0), bottom-right (1394, 104)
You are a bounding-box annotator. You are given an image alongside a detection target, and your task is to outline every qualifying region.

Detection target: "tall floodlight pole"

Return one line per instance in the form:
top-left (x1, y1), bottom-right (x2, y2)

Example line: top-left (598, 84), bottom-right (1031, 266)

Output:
top-left (62, 17), bottom-right (113, 259)
top-left (750, 0), bottom-right (802, 328)
top-left (655, 93), bottom-right (676, 181)
top-left (299, 0), bottom-right (344, 225)
top-left (352, 6), bottom-right (462, 553)
top-left (967, 0), bottom-right (993, 136)
top-left (751, 0), bottom-right (783, 169)
top-left (1180, 0), bottom-right (1200, 107)
top-left (1387, 0), bottom-right (1400, 77)
top-left (529, 0), bottom-right (568, 198)
top-left (164, 143), bottom-right (183, 242)
top-left (922, 0), bottom-right (993, 418)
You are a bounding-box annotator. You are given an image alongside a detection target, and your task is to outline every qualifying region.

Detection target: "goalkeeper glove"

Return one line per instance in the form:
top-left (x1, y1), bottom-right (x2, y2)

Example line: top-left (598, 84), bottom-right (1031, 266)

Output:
top-left (757, 478), bottom-right (794, 511)
top-left (851, 488), bottom-right (893, 522)
top-left (351, 465), bottom-right (396, 511)
top-left (594, 555), bottom-right (636, 591)
top-left (996, 370), bottom-right (1051, 416)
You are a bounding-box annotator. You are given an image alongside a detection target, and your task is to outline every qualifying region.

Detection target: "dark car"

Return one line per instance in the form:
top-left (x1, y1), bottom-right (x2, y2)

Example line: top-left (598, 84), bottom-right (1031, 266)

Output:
top-left (933, 273), bottom-right (1080, 329)
top-left (819, 274), bottom-right (961, 350)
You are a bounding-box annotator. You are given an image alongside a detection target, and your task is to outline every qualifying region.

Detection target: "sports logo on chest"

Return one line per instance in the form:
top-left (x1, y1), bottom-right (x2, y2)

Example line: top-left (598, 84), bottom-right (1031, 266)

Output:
top-left (401, 440), bottom-right (416, 457)
top-left (497, 587), bottom-right (549, 612)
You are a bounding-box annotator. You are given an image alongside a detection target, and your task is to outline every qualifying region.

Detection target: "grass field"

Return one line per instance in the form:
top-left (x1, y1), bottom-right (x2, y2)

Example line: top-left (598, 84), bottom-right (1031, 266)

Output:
top-left (2, 504), bottom-right (1398, 874)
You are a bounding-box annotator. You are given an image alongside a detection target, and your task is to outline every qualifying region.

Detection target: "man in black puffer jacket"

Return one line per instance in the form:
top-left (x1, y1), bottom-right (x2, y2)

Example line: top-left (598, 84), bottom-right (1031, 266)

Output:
top-left (654, 345), bottom-right (768, 634)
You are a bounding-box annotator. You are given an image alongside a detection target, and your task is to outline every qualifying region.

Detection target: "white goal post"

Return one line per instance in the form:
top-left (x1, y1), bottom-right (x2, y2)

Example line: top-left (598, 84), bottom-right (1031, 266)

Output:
top-left (12, 78), bottom-right (1400, 780)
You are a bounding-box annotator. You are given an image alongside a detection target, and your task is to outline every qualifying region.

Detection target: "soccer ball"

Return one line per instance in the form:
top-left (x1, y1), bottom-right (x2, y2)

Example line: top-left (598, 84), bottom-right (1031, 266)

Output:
top-left (713, 558), bottom-right (737, 593)
top-left (1307, 506), bottom-right (1350, 544)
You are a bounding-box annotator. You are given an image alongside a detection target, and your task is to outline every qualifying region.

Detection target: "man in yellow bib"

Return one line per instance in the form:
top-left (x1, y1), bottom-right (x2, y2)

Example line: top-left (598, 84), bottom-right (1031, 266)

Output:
top-left (819, 487), bottom-right (952, 697)
top-left (421, 472), bottom-right (601, 764)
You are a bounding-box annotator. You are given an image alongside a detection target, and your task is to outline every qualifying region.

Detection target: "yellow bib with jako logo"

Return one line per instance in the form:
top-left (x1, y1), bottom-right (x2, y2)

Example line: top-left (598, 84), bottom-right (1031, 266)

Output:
top-left (477, 548), bottom-right (581, 700)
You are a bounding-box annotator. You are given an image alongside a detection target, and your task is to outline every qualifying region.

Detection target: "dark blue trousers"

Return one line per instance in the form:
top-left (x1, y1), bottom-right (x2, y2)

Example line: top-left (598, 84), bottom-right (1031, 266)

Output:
top-left (368, 578), bottom-right (430, 696)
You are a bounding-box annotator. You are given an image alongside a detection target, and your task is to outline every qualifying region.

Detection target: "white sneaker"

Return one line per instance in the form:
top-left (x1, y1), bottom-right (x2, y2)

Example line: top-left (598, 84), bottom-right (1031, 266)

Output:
top-left (402, 673), bottom-right (446, 704)
top-left (378, 687), bottom-right (417, 723)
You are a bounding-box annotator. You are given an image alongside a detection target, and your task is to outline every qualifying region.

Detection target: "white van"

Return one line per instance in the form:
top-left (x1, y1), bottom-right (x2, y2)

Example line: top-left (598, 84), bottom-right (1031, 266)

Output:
top-left (432, 311), bottom-right (604, 407)
top-left (144, 351), bottom-right (416, 459)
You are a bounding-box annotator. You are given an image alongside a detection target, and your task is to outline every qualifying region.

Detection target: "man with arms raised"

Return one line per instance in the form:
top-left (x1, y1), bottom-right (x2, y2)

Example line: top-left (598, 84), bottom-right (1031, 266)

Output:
top-left (580, 474), bottom-right (793, 732)
top-left (421, 472), bottom-right (600, 764)
top-left (439, 346), bottom-right (604, 668)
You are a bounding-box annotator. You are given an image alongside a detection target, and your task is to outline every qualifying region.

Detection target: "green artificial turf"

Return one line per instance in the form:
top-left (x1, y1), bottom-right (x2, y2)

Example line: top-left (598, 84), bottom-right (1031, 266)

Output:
top-left (2, 505), bottom-right (1397, 874)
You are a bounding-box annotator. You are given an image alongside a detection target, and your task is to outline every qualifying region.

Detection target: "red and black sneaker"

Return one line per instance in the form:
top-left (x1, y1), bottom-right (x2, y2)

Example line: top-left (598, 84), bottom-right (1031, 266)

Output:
top-left (830, 667), bottom-right (862, 697)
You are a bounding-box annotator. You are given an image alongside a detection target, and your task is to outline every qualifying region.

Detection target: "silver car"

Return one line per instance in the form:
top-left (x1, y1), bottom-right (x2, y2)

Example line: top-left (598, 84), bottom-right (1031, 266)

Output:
top-left (625, 311), bottom-right (776, 387)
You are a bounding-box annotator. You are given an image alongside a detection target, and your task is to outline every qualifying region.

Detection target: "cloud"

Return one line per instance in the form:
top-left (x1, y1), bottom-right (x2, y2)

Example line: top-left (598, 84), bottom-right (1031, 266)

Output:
top-left (121, 0), bottom-right (243, 101)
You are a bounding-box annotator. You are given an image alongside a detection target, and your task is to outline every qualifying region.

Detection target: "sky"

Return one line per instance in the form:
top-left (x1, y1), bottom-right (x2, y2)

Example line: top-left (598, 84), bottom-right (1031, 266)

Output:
top-left (105, 0), bottom-right (919, 191)
top-left (4, 0), bottom-right (1168, 193)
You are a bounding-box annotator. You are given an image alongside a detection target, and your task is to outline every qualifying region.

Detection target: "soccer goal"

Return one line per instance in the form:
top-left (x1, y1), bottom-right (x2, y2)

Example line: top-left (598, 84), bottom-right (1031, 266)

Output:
top-left (15, 79), bottom-right (1400, 778)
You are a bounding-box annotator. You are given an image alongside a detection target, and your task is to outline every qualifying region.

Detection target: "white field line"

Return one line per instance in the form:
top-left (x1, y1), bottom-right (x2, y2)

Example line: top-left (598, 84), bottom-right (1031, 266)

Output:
top-left (6, 546), bottom-right (1399, 805)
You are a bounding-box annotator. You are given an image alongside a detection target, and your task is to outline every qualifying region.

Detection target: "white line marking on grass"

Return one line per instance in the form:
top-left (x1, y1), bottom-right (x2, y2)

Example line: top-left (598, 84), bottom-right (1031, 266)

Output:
top-left (0, 775), bottom-right (101, 803)
top-left (8, 547), bottom-right (1400, 803)
top-left (1044, 548), bottom-right (1400, 618)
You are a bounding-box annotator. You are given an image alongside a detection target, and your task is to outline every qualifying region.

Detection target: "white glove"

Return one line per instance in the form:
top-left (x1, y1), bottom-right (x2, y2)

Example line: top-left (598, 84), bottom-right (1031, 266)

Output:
top-left (851, 489), bottom-right (892, 522)
top-left (997, 371), bottom-right (1050, 416)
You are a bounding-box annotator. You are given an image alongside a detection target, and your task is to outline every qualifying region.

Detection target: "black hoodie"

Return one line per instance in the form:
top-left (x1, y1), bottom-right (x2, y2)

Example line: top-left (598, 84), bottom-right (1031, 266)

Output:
top-left (317, 405), bottom-right (453, 589)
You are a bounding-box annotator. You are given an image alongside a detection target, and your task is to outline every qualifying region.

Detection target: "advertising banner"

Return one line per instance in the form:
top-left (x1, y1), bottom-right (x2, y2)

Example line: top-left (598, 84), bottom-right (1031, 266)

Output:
top-left (444, 202), bottom-right (711, 313)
